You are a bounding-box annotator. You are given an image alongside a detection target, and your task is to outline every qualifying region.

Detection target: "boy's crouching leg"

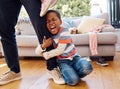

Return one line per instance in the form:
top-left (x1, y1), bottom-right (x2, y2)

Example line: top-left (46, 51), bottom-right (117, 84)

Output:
top-left (79, 60), bottom-right (93, 78)
top-left (73, 55), bottom-right (93, 78)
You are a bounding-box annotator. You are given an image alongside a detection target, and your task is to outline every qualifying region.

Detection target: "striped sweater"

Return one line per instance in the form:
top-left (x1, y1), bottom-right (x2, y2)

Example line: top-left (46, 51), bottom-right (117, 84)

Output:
top-left (43, 27), bottom-right (77, 60)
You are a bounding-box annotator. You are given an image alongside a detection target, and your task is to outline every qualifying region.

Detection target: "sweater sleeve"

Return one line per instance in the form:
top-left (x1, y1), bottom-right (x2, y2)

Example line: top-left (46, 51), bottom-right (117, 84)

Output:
top-left (35, 44), bottom-right (46, 56)
top-left (43, 43), bottom-right (67, 60)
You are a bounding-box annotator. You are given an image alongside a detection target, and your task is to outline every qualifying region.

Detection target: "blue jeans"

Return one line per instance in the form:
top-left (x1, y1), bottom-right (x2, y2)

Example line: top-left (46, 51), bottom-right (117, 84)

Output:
top-left (0, 0), bottom-right (57, 73)
top-left (58, 55), bottom-right (93, 85)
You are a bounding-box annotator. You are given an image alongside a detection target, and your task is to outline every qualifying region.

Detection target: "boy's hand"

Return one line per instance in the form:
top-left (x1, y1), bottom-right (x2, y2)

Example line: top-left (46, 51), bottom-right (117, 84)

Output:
top-left (41, 36), bottom-right (53, 49)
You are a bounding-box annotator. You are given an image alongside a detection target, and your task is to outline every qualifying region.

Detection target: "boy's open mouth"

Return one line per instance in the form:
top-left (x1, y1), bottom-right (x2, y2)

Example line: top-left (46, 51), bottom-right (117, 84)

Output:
top-left (50, 25), bottom-right (56, 32)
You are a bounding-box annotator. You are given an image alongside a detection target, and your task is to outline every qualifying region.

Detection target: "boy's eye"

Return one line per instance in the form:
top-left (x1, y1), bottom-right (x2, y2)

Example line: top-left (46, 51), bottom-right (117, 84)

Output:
top-left (46, 19), bottom-right (57, 23)
top-left (52, 19), bottom-right (56, 21)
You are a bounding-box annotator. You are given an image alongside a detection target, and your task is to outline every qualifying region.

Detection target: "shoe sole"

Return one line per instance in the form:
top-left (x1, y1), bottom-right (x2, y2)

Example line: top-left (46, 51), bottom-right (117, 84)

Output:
top-left (40, 0), bottom-right (58, 17)
top-left (49, 0), bottom-right (58, 8)
top-left (96, 62), bottom-right (109, 66)
top-left (47, 72), bottom-right (65, 85)
top-left (0, 76), bottom-right (22, 85)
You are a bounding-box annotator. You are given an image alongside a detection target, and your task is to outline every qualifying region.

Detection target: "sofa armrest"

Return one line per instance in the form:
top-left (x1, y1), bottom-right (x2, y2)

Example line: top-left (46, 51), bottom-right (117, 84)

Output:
top-left (101, 25), bottom-right (115, 32)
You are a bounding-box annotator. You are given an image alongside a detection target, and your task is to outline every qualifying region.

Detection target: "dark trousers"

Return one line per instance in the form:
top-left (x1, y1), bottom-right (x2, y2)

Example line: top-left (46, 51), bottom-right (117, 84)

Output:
top-left (0, 0), bottom-right (58, 73)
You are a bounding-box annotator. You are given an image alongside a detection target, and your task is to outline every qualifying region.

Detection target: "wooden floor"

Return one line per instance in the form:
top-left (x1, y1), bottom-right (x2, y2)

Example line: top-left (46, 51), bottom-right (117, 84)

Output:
top-left (0, 52), bottom-right (120, 89)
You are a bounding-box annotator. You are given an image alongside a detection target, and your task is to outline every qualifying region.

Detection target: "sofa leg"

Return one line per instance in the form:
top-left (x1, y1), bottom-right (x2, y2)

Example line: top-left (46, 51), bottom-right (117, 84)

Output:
top-left (102, 56), bottom-right (114, 61)
top-left (90, 56), bottom-right (114, 61)
top-left (90, 56), bottom-right (100, 61)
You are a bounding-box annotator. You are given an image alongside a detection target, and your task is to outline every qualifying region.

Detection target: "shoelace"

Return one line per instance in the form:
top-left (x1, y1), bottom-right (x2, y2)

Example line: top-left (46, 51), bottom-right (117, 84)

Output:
top-left (1, 71), bottom-right (13, 79)
top-left (3, 71), bottom-right (11, 75)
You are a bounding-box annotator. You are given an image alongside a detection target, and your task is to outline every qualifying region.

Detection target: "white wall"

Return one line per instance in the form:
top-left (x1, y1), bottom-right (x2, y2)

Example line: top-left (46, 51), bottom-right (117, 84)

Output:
top-left (90, 0), bottom-right (108, 16)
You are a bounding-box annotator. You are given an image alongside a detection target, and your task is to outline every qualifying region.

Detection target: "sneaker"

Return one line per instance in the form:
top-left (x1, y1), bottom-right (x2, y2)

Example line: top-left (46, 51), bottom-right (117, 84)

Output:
top-left (0, 71), bottom-right (22, 85)
top-left (96, 57), bottom-right (109, 66)
top-left (40, 0), bottom-right (58, 17)
top-left (48, 67), bottom-right (65, 84)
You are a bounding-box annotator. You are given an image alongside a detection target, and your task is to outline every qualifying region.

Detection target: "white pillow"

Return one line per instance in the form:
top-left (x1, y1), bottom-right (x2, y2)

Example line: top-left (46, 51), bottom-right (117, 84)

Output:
top-left (77, 16), bottom-right (105, 34)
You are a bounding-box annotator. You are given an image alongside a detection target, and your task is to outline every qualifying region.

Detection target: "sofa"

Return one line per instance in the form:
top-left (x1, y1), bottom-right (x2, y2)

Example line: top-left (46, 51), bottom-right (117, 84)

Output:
top-left (0, 13), bottom-right (117, 60)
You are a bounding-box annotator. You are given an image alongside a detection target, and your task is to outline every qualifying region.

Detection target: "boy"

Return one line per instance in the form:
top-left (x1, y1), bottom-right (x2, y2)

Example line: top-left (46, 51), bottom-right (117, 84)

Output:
top-left (36, 10), bottom-right (93, 85)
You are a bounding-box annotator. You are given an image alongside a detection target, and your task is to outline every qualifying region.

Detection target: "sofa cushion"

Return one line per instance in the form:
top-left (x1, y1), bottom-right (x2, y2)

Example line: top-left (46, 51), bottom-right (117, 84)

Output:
top-left (61, 18), bottom-right (75, 29)
top-left (16, 18), bottom-right (36, 35)
top-left (71, 32), bottom-right (117, 45)
top-left (77, 16), bottom-right (105, 34)
top-left (101, 26), bottom-right (115, 32)
top-left (75, 45), bottom-right (115, 56)
top-left (16, 35), bottom-right (38, 47)
top-left (93, 13), bottom-right (110, 24)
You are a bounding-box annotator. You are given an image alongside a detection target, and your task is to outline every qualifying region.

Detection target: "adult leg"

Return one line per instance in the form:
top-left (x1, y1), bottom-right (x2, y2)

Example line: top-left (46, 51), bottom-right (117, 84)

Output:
top-left (73, 55), bottom-right (93, 78)
top-left (0, 0), bottom-right (22, 73)
top-left (58, 60), bottom-right (80, 85)
top-left (0, 0), bottom-right (22, 85)
top-left (20, 0), bottom-right (58, 70)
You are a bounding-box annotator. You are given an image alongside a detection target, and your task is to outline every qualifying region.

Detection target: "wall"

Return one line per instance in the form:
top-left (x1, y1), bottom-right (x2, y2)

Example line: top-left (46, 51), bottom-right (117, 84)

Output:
top-left (90, 0), bottom-right (108, 16)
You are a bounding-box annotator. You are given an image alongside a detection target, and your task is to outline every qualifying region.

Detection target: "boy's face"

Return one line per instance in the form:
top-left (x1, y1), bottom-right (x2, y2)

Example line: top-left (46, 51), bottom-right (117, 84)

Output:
top-left (46, 12), bottom-right (62, 35)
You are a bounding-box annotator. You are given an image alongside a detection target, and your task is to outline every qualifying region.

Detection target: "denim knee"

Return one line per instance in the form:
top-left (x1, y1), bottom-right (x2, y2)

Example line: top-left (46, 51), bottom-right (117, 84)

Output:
top-left (79, 63), bottom-right (93, 78)
top-left (84, 63), bottom-right (93, 74)
top-left (66, 77), bottom-right (80, 86)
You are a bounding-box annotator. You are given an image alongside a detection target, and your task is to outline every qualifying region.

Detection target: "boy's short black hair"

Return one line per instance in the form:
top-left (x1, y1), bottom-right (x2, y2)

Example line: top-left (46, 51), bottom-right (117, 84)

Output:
top-left (45, 10), bottom-right (61, 19)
